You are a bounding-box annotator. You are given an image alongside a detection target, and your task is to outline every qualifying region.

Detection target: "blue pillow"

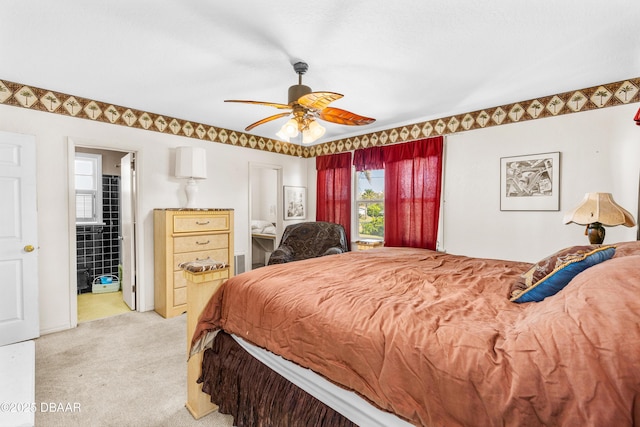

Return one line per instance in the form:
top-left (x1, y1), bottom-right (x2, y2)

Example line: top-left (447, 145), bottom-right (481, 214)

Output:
top-left (510, 245), bottom-right (616, 303)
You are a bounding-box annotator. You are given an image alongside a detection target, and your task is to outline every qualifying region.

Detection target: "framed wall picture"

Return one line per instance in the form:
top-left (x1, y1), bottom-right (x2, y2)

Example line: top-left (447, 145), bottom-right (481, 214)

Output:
top-left (500, 152), bottom-right (560, 211)
top-left (284, 186), bottom-right (306, 220)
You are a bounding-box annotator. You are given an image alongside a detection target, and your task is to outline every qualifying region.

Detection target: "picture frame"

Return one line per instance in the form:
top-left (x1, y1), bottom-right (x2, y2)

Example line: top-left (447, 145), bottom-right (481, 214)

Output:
top-left (283, 186), bottom-right (306, 220)
top-left (500, 152), bottom-right (560, 211)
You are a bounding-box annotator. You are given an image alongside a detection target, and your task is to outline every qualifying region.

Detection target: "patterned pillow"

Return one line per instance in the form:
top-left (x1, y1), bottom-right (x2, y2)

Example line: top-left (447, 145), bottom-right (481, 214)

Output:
top-left (178, 257), bottom-right (228, 273)
top-left (510, 245), bottom-right (616, 303)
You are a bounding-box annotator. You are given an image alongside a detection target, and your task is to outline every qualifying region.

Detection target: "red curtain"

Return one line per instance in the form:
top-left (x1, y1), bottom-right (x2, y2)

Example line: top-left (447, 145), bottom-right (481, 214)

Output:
top-left (353, 146), bottom-right (384, 171)
top-left (383, 136), bottom-right (443, 249)
top-left (316, 152), bottom-right (352, 245)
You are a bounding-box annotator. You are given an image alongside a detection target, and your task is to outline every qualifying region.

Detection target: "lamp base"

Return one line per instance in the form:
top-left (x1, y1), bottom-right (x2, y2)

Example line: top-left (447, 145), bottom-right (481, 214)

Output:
top-left (586, 222), bottom-right (605, 244)
top-left (184, 178), bottom-right (199, 209)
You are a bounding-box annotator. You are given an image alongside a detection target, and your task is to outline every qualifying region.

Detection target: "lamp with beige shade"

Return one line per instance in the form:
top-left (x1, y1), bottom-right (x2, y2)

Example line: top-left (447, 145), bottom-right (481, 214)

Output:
top-left (563, 192), bottom-right (636, 244)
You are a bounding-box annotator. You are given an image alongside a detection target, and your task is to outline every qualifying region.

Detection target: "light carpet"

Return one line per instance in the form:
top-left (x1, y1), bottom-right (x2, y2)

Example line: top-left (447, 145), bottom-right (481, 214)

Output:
top-left (35, 311), bottom-right (234, 427)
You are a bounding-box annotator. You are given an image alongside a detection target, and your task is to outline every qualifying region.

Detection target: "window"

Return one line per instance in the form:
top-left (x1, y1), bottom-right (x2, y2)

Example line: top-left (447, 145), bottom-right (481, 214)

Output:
top-left (75, 153), bottom-right (103, 224)
top-left (355, 169), bottom-right (384, 240)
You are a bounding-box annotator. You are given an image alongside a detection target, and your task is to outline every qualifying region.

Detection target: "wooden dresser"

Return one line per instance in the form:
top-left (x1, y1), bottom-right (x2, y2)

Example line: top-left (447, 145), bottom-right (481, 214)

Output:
top-left (153, 208), bottom-right (234, 318)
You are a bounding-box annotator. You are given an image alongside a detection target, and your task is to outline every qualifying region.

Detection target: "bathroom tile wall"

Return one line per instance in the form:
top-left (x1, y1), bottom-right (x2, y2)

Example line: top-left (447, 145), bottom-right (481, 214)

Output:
top-left (76, 175), bottom-right (120, 293)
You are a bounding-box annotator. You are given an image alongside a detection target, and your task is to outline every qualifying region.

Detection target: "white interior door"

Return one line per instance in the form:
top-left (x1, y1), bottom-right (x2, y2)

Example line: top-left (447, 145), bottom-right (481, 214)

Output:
top-left (120, 153), bottom-right (136, 310)
top-left (0, 131), bottom-right (39, 346)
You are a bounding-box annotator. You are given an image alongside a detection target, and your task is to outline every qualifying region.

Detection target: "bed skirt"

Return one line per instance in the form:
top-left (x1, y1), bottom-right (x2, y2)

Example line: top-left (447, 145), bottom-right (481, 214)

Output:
top-left (199, 331), bottom-right (358, 427)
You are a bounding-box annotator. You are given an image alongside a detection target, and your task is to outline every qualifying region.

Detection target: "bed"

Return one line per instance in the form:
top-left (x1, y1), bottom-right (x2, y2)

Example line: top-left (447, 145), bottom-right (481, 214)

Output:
top-left (190, 241), bottom-right (640, 426)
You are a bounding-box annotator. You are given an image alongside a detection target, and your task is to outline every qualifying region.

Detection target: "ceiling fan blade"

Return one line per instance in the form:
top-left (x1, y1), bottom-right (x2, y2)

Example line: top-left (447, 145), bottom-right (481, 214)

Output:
top-left (225, 100), bottom-right (291, 110)
top-left (318, 107), bottom-right (376, 126)
top-left (297, 92), bottom-right (343, 110)
top-left (245, 112), bottom-right (292, 131)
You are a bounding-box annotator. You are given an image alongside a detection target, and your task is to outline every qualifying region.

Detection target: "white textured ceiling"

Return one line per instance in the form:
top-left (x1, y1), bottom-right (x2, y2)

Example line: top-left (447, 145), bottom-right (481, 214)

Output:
top-left (2, 1), bottom-right (639, 144)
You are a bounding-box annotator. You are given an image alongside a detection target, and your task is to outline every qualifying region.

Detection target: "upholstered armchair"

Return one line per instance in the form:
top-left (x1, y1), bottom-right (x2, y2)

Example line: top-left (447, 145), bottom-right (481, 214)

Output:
top-left (267, 221), bottom-right (349, 265)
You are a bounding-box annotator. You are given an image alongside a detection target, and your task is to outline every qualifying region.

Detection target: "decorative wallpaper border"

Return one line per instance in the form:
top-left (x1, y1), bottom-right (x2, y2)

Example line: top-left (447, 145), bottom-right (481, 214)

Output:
top-left (1, 77), bottom-right (638, 158)
top-left (306, 77), bottom-right (640, 158)
top-left (0, 79), bottom-right (304, 157)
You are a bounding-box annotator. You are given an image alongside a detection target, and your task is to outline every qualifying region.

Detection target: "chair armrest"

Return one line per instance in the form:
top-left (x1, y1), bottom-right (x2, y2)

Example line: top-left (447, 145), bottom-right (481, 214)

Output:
top-left (322, 247), bottom-right (345, 256)
top-left (267, 246), bottom-right (294, 265)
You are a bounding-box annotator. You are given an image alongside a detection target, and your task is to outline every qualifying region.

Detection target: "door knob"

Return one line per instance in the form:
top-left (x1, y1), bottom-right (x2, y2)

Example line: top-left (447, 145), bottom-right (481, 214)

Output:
top-left (24, 245), bottom-right (35, 252)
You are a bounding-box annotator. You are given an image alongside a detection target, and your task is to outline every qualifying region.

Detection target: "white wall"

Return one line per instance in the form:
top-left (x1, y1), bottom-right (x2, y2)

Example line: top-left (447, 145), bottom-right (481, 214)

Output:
top-left (442, 103), bottom-right (640, 262)
top-left (250, 168), bottom-right (278, 224)
top-left (0, 104), bottom-right (310, 335)
top-left (1, 100), bottom-right (638, 335)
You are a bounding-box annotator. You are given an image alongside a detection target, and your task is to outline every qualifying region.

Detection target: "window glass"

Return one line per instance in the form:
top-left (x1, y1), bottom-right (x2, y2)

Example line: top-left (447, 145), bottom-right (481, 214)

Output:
top-left (355, 169), bottom-right (384, 240)
top-left (75, 153), bottom-right (102, 224)
top-left (75, 158), bottom-right (94, 176)
top-left (75, 175), bottom-right (94, 190)
top-left (75, 192), bottom-right (95, 221)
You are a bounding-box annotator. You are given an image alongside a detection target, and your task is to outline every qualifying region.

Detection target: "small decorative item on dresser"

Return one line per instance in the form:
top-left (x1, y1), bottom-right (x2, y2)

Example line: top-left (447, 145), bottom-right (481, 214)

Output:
top-left (356, 239), bottom-right (384, 251)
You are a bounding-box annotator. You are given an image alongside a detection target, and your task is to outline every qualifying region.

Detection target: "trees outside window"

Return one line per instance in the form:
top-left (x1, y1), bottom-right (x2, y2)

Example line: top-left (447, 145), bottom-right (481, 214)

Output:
top-left (356, 170), bottom-right (384, 240)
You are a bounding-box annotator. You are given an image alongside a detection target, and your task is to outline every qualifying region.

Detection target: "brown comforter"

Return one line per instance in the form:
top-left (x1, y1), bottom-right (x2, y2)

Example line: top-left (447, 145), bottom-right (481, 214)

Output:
top-left (192, 245), bottom-right (640, 426)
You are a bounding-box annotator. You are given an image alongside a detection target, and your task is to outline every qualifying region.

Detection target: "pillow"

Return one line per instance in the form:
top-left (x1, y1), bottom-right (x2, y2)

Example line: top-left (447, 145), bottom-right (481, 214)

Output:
top-left (251, 219), bottom-right (273, 233)
top-left (262, 224), bottom-right (276, 235)
top-left (510, 245), bottom-right (616, 303)
top-left (612, 241), bottom-right (640, 258)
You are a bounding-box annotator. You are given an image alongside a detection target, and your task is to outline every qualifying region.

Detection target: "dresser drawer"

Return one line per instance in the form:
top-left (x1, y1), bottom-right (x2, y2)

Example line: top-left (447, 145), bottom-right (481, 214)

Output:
top-left (173, 248), bottom-right (229, 271)
top-left (174, 270), bottom-right (187, 289)
top-left (173, 214), bottom-right (229, 233)
top-left (174, 287), bottom-right (187, 307)
top-left (174, 234), bottom-right (228, 253)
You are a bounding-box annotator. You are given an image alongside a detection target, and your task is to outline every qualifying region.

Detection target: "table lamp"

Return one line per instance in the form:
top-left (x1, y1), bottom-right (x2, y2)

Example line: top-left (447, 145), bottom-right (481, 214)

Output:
top-left (563, 192), bottom-right (636, 244)
top-left (175, 146), bottom-right (207, 208)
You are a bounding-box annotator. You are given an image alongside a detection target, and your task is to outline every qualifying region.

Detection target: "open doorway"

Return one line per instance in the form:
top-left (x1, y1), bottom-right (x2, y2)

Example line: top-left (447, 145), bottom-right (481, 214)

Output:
top-left (70, 144), bottom-right (138, 324)
top-left (249, 163), bottom-right (282, 270)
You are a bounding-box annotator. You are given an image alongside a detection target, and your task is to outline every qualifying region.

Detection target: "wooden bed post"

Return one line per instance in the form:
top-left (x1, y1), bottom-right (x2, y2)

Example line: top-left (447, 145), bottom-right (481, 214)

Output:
top-left (185, 268), bottom-right (229, 419)
top-left (183, 208), bottom-right (234, 420)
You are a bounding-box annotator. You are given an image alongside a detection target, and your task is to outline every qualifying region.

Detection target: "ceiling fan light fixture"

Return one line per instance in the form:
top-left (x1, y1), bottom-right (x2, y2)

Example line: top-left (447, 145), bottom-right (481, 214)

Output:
top-left (277, 118), bottom-right (299, 140)
top-left (302, 120), bottom-right (325, 144)
top-left (285, 120), bottom-right (300, 137)
top-left (227, 61), bottom-right (375, 142)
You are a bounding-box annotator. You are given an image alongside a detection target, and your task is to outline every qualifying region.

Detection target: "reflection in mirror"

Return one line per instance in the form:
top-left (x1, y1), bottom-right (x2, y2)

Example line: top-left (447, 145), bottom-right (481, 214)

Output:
top-left (249, 164), bottom-right (281, 270)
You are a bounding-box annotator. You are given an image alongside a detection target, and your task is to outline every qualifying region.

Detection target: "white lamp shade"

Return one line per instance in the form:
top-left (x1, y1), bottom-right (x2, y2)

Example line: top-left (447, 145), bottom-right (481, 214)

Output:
top-left (175, 146), bottom-right (207, 179)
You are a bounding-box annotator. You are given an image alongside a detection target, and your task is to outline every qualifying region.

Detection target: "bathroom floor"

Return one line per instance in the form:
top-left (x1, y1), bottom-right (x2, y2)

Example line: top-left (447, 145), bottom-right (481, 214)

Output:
top-left (77, 291), bottom-right (131, 323)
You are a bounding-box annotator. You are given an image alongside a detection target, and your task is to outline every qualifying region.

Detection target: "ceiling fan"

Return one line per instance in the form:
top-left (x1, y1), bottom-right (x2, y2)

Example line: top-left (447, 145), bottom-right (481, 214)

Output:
top-left (225, 61), bottom-right (376, 144)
